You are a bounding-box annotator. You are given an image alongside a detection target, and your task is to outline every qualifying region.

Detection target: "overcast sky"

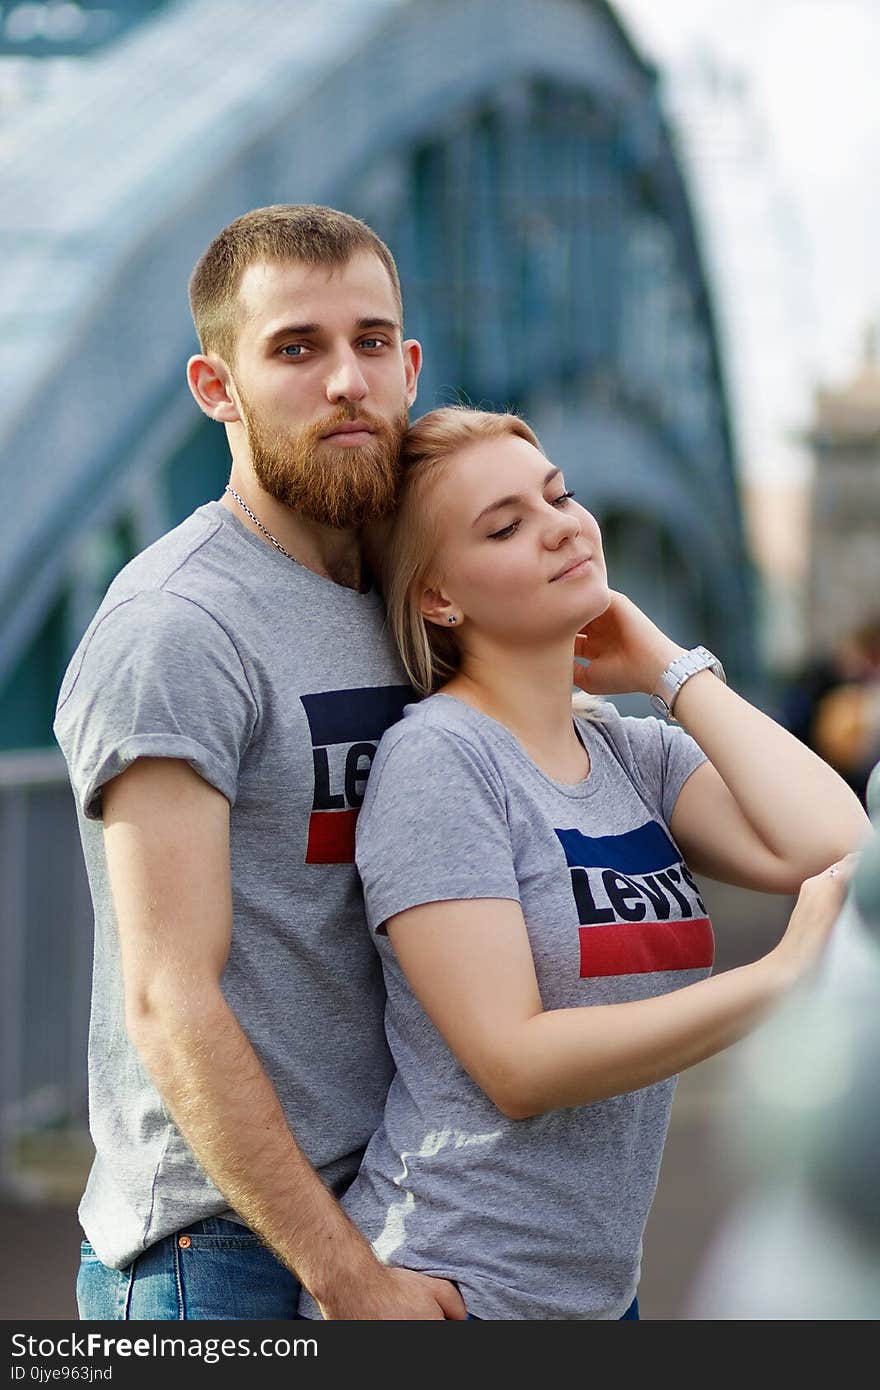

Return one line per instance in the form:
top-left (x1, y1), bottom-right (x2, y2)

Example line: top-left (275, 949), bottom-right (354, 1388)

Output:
top-left (616, 0), bottom-right (879, 390)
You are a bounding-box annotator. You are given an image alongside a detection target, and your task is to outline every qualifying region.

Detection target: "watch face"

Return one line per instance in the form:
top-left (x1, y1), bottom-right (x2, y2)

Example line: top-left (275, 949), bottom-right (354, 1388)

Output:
top-left (649, 693), bottom-right (671, 718)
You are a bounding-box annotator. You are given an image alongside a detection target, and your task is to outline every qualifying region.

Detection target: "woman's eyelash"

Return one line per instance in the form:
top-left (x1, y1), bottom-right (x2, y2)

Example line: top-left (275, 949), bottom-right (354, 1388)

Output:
top-left (488, 491), bottom-right (576, 540)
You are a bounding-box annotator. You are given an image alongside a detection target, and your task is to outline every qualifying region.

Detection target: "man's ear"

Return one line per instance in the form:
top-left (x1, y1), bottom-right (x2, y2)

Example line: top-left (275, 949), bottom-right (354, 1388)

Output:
top-left (421, 585), bottom-right (460, 628)
top-left (402, 338), bottom-right (422, 410)
top-left (186, 355), bottom-right (242, 423)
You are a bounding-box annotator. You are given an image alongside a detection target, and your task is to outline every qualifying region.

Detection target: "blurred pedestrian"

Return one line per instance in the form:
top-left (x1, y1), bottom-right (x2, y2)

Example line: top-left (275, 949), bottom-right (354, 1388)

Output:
top-left (781, 619), bottom-right (880, 805)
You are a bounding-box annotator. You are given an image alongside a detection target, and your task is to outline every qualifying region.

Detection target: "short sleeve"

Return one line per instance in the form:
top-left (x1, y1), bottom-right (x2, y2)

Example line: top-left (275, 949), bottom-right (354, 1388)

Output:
top-left (355, 722), bottom-right (521, 932)
top-left (53, 591), bottom-right (259, 819)
top-left (593, 706), bottom-right (707, 824)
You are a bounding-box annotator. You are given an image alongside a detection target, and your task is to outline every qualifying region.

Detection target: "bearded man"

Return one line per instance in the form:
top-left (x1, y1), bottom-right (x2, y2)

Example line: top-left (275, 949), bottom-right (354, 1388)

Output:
top-left (54, 205), bottom-right (467, 1322)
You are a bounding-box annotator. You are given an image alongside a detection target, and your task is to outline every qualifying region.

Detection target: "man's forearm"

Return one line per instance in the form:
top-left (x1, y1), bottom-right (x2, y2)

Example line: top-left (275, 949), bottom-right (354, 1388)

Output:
top-left (128, 985), bottom-right (375, 1303)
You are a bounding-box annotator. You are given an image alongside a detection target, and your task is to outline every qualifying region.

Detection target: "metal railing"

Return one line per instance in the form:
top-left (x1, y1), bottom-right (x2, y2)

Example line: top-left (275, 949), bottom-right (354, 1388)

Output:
top-left (0, 750), bottom-right (92, 1197)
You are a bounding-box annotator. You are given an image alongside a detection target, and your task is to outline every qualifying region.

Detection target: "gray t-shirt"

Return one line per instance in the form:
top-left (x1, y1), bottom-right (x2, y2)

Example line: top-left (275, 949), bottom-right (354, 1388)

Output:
top-left (54, 500), bottom-right (411, 1270)
top-left (299, 693), bottom-right (712, 1320)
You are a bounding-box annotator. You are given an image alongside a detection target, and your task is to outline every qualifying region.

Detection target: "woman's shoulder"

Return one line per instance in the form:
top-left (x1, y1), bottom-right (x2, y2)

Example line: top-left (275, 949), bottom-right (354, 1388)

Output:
top-left (577, 700), bottom-right (706, 815)
top-left (378, 691), bottom-right (492, 750)
top-left (370, 693), bottom-right (509, 786)
top-left (576, 699), bottom-right (658, 749)
top-left (574, 700), bottom-right (665, 782)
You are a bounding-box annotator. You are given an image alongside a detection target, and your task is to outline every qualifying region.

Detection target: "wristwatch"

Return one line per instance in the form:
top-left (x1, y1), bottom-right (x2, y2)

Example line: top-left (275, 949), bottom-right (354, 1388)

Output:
top-left (649, 645), bottom-right (726, 720)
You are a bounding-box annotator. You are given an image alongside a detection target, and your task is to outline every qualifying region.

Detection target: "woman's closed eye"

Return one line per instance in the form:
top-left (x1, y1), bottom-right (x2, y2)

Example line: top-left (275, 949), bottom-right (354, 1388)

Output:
top-left (487, 491), bottom-right (576, 541)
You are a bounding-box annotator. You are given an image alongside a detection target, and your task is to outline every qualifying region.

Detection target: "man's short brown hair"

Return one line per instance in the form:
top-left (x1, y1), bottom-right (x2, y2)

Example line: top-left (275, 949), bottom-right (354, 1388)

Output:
top-left (188, 204), bottom-right (403, 363)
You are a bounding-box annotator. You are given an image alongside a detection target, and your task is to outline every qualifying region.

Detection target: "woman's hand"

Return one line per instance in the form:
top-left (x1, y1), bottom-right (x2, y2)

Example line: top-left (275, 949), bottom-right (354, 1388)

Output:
top-left (573, 591), bottom-right (686, 697)
top-left (771, 853), bottom-right (860, 985)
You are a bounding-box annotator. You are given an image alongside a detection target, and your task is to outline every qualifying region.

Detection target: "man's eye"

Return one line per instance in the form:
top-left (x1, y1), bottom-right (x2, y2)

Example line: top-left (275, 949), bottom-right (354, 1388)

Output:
top-left (488, 521), bottom-right (519, 541)
top-left (359, 337), bottom-right (387, 350)
top-left (280, 344), bottom-right (308, 357)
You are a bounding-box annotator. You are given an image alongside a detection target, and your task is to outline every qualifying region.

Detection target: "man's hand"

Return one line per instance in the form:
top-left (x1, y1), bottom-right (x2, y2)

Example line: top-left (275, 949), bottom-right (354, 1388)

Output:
top-left (317, 1264), bottom-right (467, 1320)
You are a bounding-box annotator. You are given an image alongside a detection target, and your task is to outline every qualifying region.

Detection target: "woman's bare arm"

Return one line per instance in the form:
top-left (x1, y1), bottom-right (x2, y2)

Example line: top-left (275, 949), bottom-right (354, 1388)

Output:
top-left (386, 861), bottom-right (853, 1120)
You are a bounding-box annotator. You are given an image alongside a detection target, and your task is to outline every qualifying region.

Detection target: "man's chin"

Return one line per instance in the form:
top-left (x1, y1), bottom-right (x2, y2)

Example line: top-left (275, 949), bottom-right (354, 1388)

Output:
top-left (270, 485), bottom-right (398, 531)
top-left (244, 404), bottom-right (407, 529)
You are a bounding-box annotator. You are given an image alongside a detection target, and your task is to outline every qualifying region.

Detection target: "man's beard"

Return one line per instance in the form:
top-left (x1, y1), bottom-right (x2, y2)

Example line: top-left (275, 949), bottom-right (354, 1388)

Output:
top-left (239, 396), bottom-right (408, 529)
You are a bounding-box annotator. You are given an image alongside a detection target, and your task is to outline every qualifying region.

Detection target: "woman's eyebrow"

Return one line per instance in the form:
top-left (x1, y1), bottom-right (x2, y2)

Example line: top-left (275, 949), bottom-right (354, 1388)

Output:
top-left (472, 468), bottom-right (561, 525)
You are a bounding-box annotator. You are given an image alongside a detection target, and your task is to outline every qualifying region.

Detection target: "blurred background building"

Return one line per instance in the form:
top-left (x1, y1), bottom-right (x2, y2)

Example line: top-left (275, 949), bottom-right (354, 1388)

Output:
top-left (806, 330), bottom-right (880, 654)
top-left (1, 0), bottom-right (877, 1318)
top-left (771, 334), bottom-right (880, 809)
top-left (651, 43), bottom-right (816, 674)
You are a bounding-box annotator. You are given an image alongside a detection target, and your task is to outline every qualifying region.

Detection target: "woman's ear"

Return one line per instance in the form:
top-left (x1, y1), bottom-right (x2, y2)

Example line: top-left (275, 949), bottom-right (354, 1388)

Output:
top-left (421, 586), bottom-right (461, 628)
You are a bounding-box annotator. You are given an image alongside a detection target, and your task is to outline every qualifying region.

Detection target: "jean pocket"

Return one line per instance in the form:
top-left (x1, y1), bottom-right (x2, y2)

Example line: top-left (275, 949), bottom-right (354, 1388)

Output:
top-left (77, 1251), bottom-right (134, 1320)
top-left (176, 1239), bottom-right (301, 1320)
top-left (184, 1232), bottom-right (265, 1250)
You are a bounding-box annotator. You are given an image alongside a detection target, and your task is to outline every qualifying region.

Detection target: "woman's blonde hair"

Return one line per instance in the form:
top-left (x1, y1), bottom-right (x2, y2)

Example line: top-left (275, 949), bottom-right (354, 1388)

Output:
top-left (373, 406), bottom-right (604, 720)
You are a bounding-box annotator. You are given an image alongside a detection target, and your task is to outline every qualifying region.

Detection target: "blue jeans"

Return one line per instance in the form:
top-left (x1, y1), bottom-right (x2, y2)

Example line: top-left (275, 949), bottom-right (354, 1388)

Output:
top-left (77, 1217), bottom-right (303, 1320)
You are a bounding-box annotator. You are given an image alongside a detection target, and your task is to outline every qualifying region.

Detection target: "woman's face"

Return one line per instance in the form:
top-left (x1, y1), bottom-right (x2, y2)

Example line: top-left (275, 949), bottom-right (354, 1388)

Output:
top-left (423, 433), bottom-right (610, 641)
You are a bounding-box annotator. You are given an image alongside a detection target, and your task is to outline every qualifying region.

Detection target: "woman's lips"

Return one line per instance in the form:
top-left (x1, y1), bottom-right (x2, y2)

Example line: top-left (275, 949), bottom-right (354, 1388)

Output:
top-left (551, 555), bottom-right (592, 581)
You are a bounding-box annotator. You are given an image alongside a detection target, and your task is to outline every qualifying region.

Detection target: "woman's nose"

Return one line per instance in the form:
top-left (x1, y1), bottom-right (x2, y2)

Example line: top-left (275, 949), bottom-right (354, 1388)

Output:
top-left (545, 506), bottom-right (580, 547)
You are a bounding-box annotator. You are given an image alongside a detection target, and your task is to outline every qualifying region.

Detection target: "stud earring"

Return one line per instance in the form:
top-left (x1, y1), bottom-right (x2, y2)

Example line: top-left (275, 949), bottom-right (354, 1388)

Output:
top-left (447, 615), bottom-right (457, 624)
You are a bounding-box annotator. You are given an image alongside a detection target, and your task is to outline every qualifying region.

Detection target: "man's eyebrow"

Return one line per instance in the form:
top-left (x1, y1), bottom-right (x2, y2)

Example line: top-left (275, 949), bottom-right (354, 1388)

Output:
top-left (356, 317), bottom-right (400, 333)
top-left (263, 323), bottom-right (319, 344)
top-left (472, 467), bottom-right (561, 525)
top-left (263, 317), bottom-right (400, 345)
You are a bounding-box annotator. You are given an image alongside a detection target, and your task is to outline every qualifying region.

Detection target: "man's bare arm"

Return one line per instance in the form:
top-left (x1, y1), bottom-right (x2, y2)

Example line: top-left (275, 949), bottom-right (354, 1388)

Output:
top-left (102, 757), bottom-right (465, 1320)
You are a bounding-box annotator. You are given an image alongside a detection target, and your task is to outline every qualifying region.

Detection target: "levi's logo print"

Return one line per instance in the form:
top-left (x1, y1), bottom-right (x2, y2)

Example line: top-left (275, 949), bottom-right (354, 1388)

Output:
top-left (301, 686), bottom-right (412, 864)
top-left (555, 822), bottom-right (714, 977)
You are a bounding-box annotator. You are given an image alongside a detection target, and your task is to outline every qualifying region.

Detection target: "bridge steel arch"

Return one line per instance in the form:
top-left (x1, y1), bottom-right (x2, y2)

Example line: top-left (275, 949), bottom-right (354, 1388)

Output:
top-left (0, 0), bottom-right (756, 736)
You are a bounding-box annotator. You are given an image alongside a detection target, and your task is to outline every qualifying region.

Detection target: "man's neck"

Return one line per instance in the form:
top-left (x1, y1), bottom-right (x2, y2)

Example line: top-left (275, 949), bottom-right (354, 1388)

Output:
top-left (221, 484), bottom-right (365, 591)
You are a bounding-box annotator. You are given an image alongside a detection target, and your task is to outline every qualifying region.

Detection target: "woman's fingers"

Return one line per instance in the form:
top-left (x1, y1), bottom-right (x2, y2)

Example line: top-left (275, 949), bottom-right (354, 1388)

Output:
top-left (572, 660), bottom-right (593, 691)
top-left (825, 851), bottom-right (860, 886)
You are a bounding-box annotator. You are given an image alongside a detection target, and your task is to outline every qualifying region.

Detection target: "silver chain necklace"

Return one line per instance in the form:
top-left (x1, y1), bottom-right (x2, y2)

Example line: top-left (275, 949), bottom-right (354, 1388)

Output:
top-left (225, 485), bottom-right (300, 565)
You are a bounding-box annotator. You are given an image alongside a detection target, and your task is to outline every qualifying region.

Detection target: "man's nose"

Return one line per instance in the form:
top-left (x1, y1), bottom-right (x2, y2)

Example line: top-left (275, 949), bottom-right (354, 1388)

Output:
top-left (325, 349), bottom-right (369, 404)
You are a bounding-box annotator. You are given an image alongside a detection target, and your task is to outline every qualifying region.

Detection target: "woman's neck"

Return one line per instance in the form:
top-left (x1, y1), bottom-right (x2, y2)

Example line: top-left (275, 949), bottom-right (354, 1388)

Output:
top-left (441, 639), bottom-right (581, 753)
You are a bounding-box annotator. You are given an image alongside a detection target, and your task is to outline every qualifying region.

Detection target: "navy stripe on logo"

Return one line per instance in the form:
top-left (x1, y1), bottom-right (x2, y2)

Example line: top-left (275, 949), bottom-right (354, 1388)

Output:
top-left (555, 821), bottom-right (680, 875)
top-left (300, 686), bottom-right (414, 746)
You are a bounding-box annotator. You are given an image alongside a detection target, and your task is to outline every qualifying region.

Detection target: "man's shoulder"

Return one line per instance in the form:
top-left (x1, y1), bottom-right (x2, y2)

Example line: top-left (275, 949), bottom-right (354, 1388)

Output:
top-left (85, 503), bottom-right (255, 647)
top-left (55, 508), bottom-right (252, 719)
top-left (102, 504), bottom-right (228, 607)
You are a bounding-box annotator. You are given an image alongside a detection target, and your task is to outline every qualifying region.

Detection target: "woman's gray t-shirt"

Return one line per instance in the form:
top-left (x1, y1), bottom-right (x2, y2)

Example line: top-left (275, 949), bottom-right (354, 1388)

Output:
top-left (301, 693), bottom-right (713, 1320)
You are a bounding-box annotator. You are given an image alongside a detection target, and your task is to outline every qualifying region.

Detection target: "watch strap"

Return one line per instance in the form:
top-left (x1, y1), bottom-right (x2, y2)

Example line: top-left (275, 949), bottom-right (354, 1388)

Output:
top-left (650, 645), bottom-right (725, 720)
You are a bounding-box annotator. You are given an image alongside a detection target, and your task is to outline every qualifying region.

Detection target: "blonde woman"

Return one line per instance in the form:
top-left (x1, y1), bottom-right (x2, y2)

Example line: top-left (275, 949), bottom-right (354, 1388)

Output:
top-left (299, 407), bottom-right (868, 1321)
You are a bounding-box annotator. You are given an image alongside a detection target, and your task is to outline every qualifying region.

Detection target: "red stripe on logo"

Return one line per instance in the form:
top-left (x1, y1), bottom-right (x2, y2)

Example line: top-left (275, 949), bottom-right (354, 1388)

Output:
top-left (305, 808), bottom-right (359, 864)
top-left (579, 917), bottom-right (714, 977)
